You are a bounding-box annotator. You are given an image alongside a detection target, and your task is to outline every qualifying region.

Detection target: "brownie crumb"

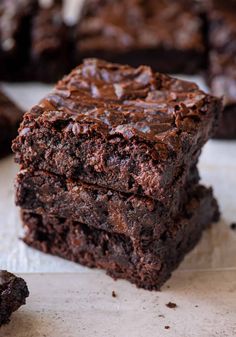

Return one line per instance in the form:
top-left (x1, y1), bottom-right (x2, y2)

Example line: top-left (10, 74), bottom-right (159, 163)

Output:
top-left (165, 326), bottom-right (170, 330)
top-left (0, 270), bottom-right (29, 326)
top-left (230, 223), bottom-right (236, 230)
top-left (166, 302), bottom-right (177, 309)
top-left (112, 290), bottom-right (117, 298)
top-left (158, 314), bottom-right (165, 318)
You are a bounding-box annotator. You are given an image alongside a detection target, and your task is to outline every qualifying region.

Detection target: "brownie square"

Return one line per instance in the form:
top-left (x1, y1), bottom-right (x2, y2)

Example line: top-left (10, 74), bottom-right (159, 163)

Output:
top-left (0, 90), bottom-right (23, 158)
top-left (29, 0), bottom-right (73, 83)
top-left (76, 0), bottom-right (205, 74)
top-left (13, 59), bottom-right (221, 200)
top-left (21, 185), bottom-right (219, 290)
top-left (16, 165), bottom-right (199, 237)
top-left (0, 271), bottom-right (29, 326)
top-left (208, 0), bottom-right (236, 138)
top-left (0, 0), bottom-right (36, 81)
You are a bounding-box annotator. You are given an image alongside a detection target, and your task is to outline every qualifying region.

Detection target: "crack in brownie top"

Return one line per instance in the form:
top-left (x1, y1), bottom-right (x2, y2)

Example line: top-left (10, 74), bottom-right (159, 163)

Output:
top-left (78, 0), bottom-right (204, 52)
top-left (20, 58), bottom-right (212, 144)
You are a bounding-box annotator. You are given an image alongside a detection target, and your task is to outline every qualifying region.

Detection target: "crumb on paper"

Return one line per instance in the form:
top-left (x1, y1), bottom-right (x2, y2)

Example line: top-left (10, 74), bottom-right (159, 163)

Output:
top-left (165, 326), bottom-right (170, 330)
top-left (166, 302), bottom-right (177, 309)
top-left (230, 223), bottom-right (236, 230)
top-left (112, 290), bottom-right (117, 298)
top-left (158, 314), bottom-right (165, 318)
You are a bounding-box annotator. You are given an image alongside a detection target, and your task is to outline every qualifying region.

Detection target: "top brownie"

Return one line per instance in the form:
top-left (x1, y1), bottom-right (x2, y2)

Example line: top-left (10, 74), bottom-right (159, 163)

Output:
top-left (76, 0), bottom-right (205, 74)
top-left (13, 59), bottom-right (221, 200)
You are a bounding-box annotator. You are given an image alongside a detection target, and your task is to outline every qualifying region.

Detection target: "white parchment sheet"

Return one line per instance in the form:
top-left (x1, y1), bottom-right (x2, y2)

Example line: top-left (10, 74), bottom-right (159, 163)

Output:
top-left (0, 78), bottom-right (235, 337)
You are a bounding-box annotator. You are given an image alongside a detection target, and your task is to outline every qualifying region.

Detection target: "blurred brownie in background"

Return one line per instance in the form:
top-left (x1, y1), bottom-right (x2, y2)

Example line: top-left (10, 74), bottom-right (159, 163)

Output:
top-left (208, 0), bottom-right (236, 138)
top-left (30, 0), bottom-right (74, 83)
top-left (76, 0), bottom-right (206, 74)
top-left (0, 90), bottom-right (23, 158)
top-left (0, 0), bottom-right (37, 81)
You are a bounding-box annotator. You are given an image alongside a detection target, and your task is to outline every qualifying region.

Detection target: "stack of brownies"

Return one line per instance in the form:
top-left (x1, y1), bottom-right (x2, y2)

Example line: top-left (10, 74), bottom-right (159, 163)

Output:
top-left (13, 59), bottom-right (222, 290)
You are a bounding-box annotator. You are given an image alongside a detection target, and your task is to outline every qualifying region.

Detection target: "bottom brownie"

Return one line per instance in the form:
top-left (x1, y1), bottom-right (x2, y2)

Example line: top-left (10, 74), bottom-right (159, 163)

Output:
top-left (0, 271), bottom-right (29, 326)
top-left (22, 185), bottom-right (219, 290)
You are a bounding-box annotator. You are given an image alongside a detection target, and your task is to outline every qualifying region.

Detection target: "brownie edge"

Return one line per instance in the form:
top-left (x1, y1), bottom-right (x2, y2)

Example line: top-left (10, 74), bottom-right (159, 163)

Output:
top-left (0, 270), bottom-right (29, 326)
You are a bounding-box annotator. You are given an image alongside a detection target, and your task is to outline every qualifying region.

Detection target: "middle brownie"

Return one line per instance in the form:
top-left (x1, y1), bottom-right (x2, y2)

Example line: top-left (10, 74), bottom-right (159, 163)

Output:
top-left (13, 59), bottom-right (221, 201)
top-left (16, 165), bottom-right (199, 237)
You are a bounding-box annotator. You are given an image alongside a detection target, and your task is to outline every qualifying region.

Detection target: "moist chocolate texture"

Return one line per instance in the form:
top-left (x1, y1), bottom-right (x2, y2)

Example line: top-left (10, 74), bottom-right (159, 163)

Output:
top-left (0, 90), bottom-right (23, 158)
top-left (208, 0), bottom-right (236, 138)
top-left (0, 270), bottom-right (29, 326)
top-left (76, 0), bottom-right (205, 74)
top-left (13, 59), bottom-right (221, 200)
top-left (16, 166), bottom-right (199, 237)
top-left (22, 185), bottom-right (219, 290)
top-left (14, 59), bottom-right (221, 290)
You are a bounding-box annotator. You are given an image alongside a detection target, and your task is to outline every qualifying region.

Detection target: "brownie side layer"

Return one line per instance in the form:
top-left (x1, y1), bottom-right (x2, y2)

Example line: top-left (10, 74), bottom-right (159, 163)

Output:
top-left (16, 166), bottom-right (199, 237)
top-left (21, 185), bottom-right (219, 290)
top-left (76, 0), bottom-right (205, 74)
top-left (13, 59), bottom-right (222, 200)
top-left (0, 271), bottom-right (29, 326)
top-left (0, 91), bottom-right (24, 158)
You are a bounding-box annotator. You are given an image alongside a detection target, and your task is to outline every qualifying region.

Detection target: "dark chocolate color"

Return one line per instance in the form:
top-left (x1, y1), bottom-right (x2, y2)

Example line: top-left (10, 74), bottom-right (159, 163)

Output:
top-left (0, 270), bottom-right (29, 326)
top-left (16, 166), bottom-right (199, 236)
top-left (0, 90), bottom-right (23, 158)
top-left (13, 59), bottom-right (221, 199)
top-left (21, 185), bottom-right (219, 290)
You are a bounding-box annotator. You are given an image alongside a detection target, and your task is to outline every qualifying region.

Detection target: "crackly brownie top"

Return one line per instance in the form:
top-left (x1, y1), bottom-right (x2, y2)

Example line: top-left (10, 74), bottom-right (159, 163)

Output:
top-left (20, 59), bottom-right (217, 146)
top-left (0, 90), bottom-right (23, 124)
top-left (78, 0), bottom-right (204, 52)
